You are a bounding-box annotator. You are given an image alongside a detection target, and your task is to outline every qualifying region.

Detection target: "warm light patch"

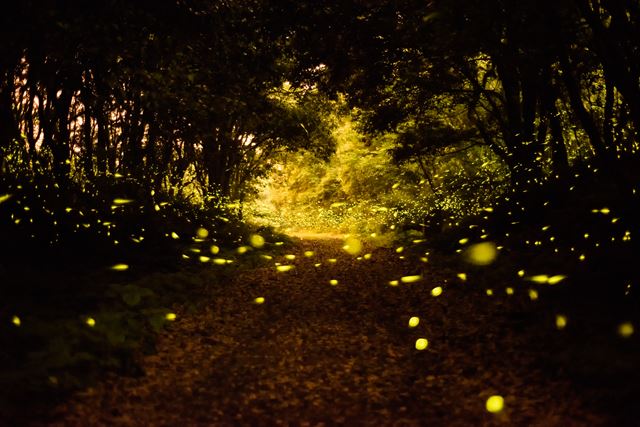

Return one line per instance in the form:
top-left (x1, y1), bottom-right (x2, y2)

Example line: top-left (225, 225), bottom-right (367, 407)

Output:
top-left (0, 194), bottom-right (12, 204)
top-left (457, 273), bottom-right (467, 281)
top-left (343, 236), bottom-right (362, 255)
top-left (415, 338), bottom-right (428, 350)
top-left (329, 279), bottom-right (339, 286)
top-left (464, 242), bottom-right (497, 265)
top-left (618, 322), bottom-right (634, 338)
top-left (210, 245), bottom-right (220, 254)
top-left (165, 313), bottom-right (177, 321)
top-left (528, 289), bottom-right (539, 301)
top-left (486, 395), bottom-right (504, 413)
top-left (408, 317), bottom-right (420, 328)
top-left (12, 315), bottom-right (21, 326)
top-left (431, 286), bottom-right (443, 297)
top-left (171, 232), bottom-right (179, 239)
top-left (556, 315), bottom-right (567, 330)
top-left (284, 254), bottom-right (296, 260)
top-left (250, 234), bottom-right (265, 248)
top-left (110, 264), bottom-right (129, 271)
top-left (254, 297), bottom-right (265, 304)
top-left (304, 251), bottom-right (314, 257)
top-left (196, 227), bottom-right (209, 238)
top-left (86, 317), bottom-right (96, 327)
top-left (277, 265), bottom-right (294, 272)
top-left (401, 275), bottom-right (421, 284)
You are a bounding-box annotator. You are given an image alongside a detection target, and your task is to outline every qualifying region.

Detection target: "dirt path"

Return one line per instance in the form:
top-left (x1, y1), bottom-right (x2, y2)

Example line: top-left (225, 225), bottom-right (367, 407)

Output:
top-left (43, 237), bottom-right (627, 426)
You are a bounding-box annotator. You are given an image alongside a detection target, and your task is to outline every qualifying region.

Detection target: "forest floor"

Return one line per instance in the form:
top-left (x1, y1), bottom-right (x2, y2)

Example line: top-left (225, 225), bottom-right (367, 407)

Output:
top-left (19, 234), bottom-right (640, 426)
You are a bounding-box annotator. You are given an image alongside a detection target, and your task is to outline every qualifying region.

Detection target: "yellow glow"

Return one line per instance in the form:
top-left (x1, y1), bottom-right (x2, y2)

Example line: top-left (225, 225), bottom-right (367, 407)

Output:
top-left (261, 254), bottom-right (273, 260)
top-left (389, 280), bottom-right (399, 286)
top-left (327, 258), bottom-right (337, 263)
top-left (415, 338), bottom-right (428, 350)
top-left (237, 246), bottom-right (250, 254)
top-left (343, 236), bottom-right (362, 255)
top-left (250, 234), bottom-right (265, 248)
top-left (486, 395), bottom-right (504, 413)
top-left (464, 242), bottom-right (497, 265)
top-left (518, 270), bottom-right (525, 277)
top-left (486, 289), bottom-right (493, 296)
top-left (254, 297), bottom-right (265, 304)
top-left (618, 322), bottom-right (634, 338)
top-left (86, 317), bottom-right (96, 327)
top-left (364, 253), bottom-right (372, 260)
top-left (284, 254), bottom-right (296, 260)
top-left (212, 258), bottom-right (227, 265)
top-left (276, 265), bottom-right (294, 272)
top-left (528, 289), bottom-right (539, 300)
top-left (547, 275), bottom-right (567, 285)
top-left (459, 238), bottom-right (469, 245)
top-left (11, 315), bottom-right (20, 326)
top-left (210, 245), bottom-right (220, 254)
top-left (0, 194), bottom-right (12, 204)
top-left (408, 316), bottom-right (419, 328)
top-left (304, 251), bottom-right (314, 257)
top-left (401, 275), bottom-right (422, 283)
top-left (171, 232), bottom-right (179, 239)
top-left (329, 279), bottom-right (339, 286)
top-left (431, 286), bottom-right (443, 297)
top-left (199, 256), bottom-right (210, 262)
top-left (505, 287), bottom-right (514, 295)
top-left (556, 315), bottom-right (567, 329)
top-left (165, 313), bottom-right (177, 321)
top-left (112, 198), bottom-right (134, 205)
top-left (110, 264), bottom-right (129, 271)
top-left (196, 227), bottom-right (209, 238)
top-left (396, 246), bottom-right (404, 253)
top-left (528, 275), bottom-right (549, 284)
top-left (457, 273), bottom-right (467, 281)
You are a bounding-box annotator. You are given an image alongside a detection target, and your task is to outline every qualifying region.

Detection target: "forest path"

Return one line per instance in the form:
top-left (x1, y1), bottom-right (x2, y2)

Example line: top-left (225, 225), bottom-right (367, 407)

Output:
top-left (47, 237), bottom-right (614, 426)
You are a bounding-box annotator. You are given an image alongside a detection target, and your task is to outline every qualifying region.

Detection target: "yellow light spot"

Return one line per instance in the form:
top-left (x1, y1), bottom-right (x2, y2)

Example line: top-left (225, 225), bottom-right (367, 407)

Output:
top-left (304, 251), bottom-right (314, 257)
top-left (547, 275), bottom-right (567, 285)
top-left (171, 232), bottom-right (179, 239)
top-left (212, 258), bottom-right (227, 265)
top-left (518, 270), bottom-right (525, 277)
top-left (86, 317), bottom-right (96, 327)
top-left (314, 263), bottom-right (322, 267)
top-left (327, 258), bottom-right (337, 263)
top-left (110, 264), bottom-right (129, 271)
top-left (618, 322), bottom-right (634, 338)
top-left (528, 274), bottom-right (549, 284)
top-left (431, 286), bottom-right (443, 297)
top-left (505, 287), bottom-right (514, 295)
top-left (364, 253), bottom-right (372, 260)
top-left (343, 236), bottom-right (363, 255)
top-left (330, 202), bottom-right (346, 208)
top-left (199, 256), bottom-right (210, 263)
top-left (457, 273), bottom-right (467, 281)
top-left (284, 254), bottom-right (296, 260)
top-left (196, 227), bottom-right (209, 238)
top-left (276, 265), bottom-right (294, 272)
top-left (11, 315), bottom-right (21, 326)
top-left (486, 289), bottom-right (493, 296)
top-left (600, 208), bottom-right (610, 214)
top-left (237, 246), bottom-right (250, 254)
top-left (408, 316), bottom-right (420, 328)
top-left (528, 289), bottom-right (539, 301)
top-left (579, 254), bottom-right (586, 261)
top-left (254, 297), bottom-right (265, 304)
top-left (556, 314), bottom-right (567, 329)
top-left (250, 234), bottom-right (265, 248)
top-left (401, 275), bottom-right (421, 284)
top-left (486, 395), bottom-right (504, 413)
top-left (389, 280), bottom-right (399, 286)
top-left (112, 198), bottom-right (134, 205)
top-left (415, 338), bottom-right (428, 350)
top-left (329, 279), bottom-right (339, 286)
top-left (464, 242), bottom-right (497, 266)
top-left (210, 245), bottom-right (220, 254)
top-left (458, 238), bottom-right (469, 245)
top-left (165, 313), bottom-right (177, 321)
top-left (0, 194), bottom-right (12, 204)
top-left (154, 204), bottom-right (161, 211)
top-left (261, 254), bottom-right (273, 260)
top-left (392, 182), bottom-right (401, 189)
